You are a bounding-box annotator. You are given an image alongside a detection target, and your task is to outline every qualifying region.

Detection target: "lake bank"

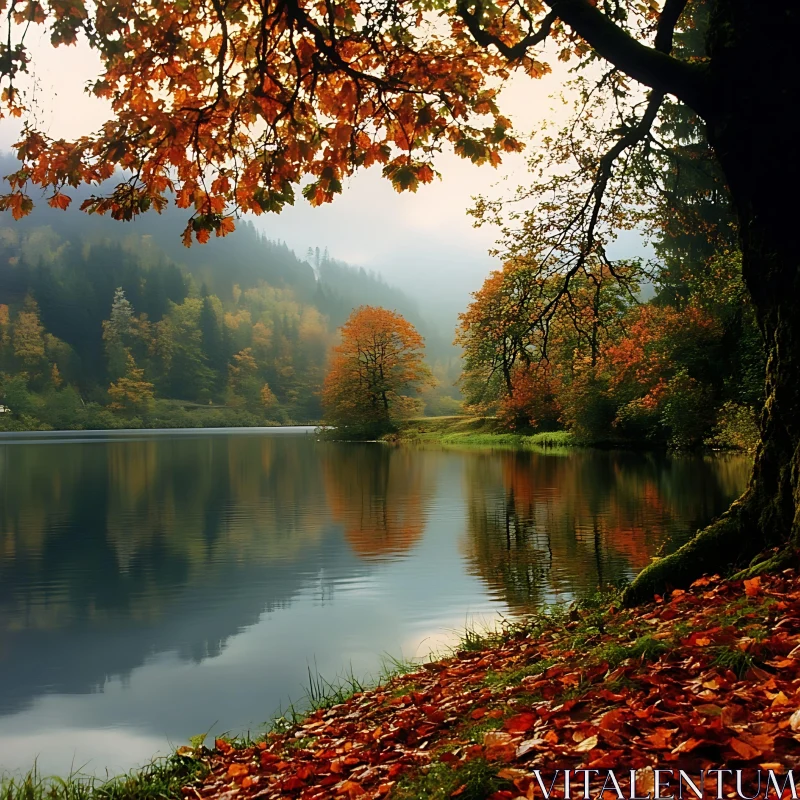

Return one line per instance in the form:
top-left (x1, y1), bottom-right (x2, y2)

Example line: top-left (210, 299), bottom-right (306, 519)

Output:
top-left (384, 416), bottom-right (577, 450)
top-left (4, 559), bottom-right (797, 800)
top-left (386, 416), bottom-right (754, 454)
top-left (0, 429), bottom-right (751, 781)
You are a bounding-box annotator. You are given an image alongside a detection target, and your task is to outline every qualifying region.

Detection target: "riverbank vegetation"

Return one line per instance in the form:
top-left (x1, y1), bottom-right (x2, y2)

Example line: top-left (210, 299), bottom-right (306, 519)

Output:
top-left (388, 416), bottom-right (576, 450)
top-left (4, 563), bottom-right (798, 800)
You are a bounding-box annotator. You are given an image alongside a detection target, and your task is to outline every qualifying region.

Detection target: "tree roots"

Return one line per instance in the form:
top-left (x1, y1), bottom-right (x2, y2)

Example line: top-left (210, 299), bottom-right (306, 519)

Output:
top-left (621, 496), bottom-right (767, 606)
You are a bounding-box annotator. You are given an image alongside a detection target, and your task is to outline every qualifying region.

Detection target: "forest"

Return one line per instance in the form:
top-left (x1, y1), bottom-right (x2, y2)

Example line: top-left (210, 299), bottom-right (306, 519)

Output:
top-left (0, 156), bottom-right (460, 430)
top-left (0, 160), bottom-right (763, 448)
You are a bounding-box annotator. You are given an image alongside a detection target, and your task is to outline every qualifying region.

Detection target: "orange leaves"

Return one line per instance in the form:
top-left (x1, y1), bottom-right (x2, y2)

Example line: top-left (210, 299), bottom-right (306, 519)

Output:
top-left (729, 737), bottom-right (762, 760)
top-left (217, 216), bottom-right (236, 237)
top-left (47, 192), bottom-right (72, 210)
top-left (381, 160), bottom-right (437, 193)
top-left (0, 191), bottom-right (34, 220)
top-left (322, 305), bottom-right (429, 428)
top-left (0, 0), bottom-right (535, 236)
top-left (190, 566), bottom-right (800, 800)
top-left (744, 576), bottom-right (761, 597)
top-left (604, 303), bottom-right (720, 393)
top-left (226, 762), bottom-right (250, 779)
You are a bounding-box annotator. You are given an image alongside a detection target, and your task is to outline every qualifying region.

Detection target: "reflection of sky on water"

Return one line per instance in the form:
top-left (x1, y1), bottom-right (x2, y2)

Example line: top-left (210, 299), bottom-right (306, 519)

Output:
top-left (0, 432), bottom-right (749, 775)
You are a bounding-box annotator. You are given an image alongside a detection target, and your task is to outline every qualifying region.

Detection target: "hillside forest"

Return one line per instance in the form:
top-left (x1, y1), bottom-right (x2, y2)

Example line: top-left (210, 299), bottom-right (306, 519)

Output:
top-left (0, 157), bottom-right (461, 430)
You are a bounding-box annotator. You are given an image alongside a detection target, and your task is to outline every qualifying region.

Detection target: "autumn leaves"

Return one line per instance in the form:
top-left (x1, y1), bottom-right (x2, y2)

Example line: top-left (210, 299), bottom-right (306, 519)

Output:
top-left (0, 0), bottom-right (528, 245)
top-left (322, 305), bottom-right (431, 435)
top-left (189, 567), bottom-right (800, 800)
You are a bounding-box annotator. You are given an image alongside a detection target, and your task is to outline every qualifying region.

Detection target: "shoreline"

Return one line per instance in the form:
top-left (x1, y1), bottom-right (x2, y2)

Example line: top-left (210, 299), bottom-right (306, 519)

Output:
top-left (0, 415), bottom-right (753, 455)
top-left (3, 561), bottom-right (797, 799)
top-left (385, 417), bottom-right (752, 455)
top-left (0, 424), bottom-right (319, 440)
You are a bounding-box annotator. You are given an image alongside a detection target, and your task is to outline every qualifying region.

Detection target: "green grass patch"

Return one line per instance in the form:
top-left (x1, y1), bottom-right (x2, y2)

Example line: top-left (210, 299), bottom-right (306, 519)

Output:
top-left (463, 716), bottom-right (506, 743)
top-left (0, 755), bottom-right (206, 800)
top-left (392, 758), bottom-right (510, 800)
top-left (707, 596), bottom-right (777, 630)
top-left (711, 645), bottom-right (757, 678)
top-left (391, 417), bottom-right (577, 452)
top-left (596, 634), bottom-right (670, 668)
top-left (483, 658), bottom-right (557, 688)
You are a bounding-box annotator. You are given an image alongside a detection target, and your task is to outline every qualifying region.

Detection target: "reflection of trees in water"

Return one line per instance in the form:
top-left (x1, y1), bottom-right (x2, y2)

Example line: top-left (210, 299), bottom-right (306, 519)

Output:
top-left (0, 434), bottom-right (370, 717)
top-left (462, 450), bottom-right (751, 611)
top-left (322, 444), bottom-right (436, 560)
top-left (0, 436), bottom-right (330, 633)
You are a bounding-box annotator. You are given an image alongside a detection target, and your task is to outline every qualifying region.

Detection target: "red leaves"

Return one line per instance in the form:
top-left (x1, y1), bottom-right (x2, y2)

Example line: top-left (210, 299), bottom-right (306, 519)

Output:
top-left (503, 712), bottom-right (536, 733)
top-left (193, 568), bottom-right (800, 800)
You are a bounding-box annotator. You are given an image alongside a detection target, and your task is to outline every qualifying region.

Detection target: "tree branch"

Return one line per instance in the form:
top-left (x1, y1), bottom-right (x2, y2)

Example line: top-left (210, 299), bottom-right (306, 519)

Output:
top-left (545, 0), bottom-right (709, 114)
top-left (457, 0), bottom-right (558, 61)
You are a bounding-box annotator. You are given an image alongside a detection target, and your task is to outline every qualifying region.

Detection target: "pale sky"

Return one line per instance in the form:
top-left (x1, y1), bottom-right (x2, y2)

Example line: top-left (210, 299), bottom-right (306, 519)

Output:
top-left (0, 30), bottom-right (649, 326)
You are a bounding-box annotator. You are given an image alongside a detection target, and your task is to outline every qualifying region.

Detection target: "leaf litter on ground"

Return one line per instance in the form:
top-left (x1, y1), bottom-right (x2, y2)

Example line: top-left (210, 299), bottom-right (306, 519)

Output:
top-left (182, 564), bottom-right (800, 800)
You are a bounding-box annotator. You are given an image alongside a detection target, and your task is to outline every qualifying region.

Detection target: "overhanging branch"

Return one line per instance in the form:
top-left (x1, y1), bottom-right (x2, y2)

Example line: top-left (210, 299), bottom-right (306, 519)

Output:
top-left (545, 0), bottom-right (708, 114)
top-left (457, 0), bottom-right (558, 61)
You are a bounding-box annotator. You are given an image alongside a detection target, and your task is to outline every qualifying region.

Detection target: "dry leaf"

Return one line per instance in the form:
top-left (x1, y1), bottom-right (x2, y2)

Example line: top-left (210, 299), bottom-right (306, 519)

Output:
top-left (574, 735), bottom-right (598, 752)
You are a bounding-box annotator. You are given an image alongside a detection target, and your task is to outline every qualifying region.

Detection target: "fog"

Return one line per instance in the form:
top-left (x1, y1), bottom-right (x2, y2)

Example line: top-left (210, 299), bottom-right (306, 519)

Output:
top-left (0, 29), bottom-right (651, 337)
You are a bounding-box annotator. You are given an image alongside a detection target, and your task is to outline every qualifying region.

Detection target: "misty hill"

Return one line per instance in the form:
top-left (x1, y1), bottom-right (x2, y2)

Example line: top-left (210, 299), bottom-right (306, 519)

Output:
top-left (0, 154), bottom-right (461, 427)
top-left (0, 154), bottom-right (423, 320)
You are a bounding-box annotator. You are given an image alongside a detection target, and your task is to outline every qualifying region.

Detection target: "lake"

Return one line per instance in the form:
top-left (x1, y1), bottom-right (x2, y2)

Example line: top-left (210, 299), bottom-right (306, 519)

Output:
top-left (0, 428), bottom-right (750, 776)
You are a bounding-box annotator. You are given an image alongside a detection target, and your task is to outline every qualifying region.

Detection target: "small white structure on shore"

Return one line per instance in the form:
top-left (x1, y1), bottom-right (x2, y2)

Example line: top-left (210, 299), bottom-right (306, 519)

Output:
top-left (0, 405), bottom-right (9, 414)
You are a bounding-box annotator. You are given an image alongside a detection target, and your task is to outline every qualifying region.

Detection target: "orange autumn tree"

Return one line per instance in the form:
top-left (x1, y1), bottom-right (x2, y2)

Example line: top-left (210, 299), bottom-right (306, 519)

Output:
top-left (322, 306), bottom-right (430, 434)
top-left (456, 257), bottom-right (636, 428)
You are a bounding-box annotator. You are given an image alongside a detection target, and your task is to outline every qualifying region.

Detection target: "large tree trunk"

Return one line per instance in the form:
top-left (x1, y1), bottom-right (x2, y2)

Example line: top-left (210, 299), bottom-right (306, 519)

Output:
top-left (622, 0), bottom-right (800, 604)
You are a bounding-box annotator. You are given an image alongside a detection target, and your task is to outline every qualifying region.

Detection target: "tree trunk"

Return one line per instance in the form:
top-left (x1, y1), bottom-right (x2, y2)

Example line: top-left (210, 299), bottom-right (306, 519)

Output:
top-left (622, 0), bottom-right (800, 604)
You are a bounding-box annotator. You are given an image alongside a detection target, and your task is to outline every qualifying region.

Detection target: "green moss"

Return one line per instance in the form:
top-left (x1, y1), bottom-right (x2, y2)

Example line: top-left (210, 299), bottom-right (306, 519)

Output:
top-left (392, 758), bottom-right (509, 800)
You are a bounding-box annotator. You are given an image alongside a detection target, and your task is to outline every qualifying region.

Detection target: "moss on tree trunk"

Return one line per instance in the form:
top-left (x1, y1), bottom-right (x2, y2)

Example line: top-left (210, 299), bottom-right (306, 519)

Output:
top-left (623, 0), bottom-right (800, 604)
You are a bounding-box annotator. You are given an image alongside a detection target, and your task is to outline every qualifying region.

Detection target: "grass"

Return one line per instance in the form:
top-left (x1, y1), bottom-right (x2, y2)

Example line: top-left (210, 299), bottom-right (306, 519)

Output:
top-left (0, 754), bottom-right (206, 800)
top-left (711, 645), bottom-right (758, 678)
top-left (390, 416), bottom-right (577, 451)
top-left (597, 634), bottom-right (670, 668)
top-left (482, 657), bottom-right (557, 688)
top-left (392, 757), bottom-right (510, 800)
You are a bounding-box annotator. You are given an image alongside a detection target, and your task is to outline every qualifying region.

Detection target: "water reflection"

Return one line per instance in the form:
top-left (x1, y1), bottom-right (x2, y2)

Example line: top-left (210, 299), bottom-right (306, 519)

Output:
top-left (461, 448), bottom-right (751, 608)
top-left (0, 432), bottom-right (750, 774)
top-left (0, 434), bottom-right (344, 718)
top-left (323, 445), bottom-right (437, 559)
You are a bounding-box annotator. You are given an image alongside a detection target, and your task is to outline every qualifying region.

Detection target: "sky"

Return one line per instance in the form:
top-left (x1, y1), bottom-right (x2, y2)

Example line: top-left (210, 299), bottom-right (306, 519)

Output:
top-left (0, 29), bottom-right (650, 329)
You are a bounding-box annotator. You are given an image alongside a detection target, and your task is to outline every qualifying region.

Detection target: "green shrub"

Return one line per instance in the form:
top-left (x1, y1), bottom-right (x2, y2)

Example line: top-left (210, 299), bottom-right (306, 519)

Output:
top-left (660, 369), bottom-right (715, 449)
top-left (707, 401), bottom-right (759, 451)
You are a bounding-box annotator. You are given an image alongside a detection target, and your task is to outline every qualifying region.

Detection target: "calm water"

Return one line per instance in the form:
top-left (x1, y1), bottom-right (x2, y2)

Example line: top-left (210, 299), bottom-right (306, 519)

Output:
top-left (0, 429), bottom-right (750, 776)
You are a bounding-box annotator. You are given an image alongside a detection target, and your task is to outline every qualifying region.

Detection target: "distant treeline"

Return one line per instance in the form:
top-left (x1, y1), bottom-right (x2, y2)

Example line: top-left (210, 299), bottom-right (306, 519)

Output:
top-left (0, 156), bottom-right (460, 430)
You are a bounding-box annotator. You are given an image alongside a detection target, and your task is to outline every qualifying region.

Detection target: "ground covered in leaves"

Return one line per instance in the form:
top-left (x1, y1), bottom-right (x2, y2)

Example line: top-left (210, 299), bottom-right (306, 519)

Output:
top-left (184, 568), bottom-right (800, 800)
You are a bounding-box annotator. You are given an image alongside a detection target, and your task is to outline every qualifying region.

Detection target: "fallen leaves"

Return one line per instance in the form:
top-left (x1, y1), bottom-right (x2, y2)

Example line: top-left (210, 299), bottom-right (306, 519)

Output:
top-left (744, 576), bottom-right (761, 597)
top-left (187, 567), bottom-right (800, 800)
